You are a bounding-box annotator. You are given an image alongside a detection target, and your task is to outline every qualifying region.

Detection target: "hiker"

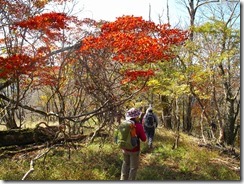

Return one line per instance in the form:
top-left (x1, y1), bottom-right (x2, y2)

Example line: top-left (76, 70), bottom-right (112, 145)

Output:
top-left (139, 106), bottom-right (146, 124)
top-left (120, 107), bottom-right (147, 180)
top-left (143, 107), bottom-right (158, 149)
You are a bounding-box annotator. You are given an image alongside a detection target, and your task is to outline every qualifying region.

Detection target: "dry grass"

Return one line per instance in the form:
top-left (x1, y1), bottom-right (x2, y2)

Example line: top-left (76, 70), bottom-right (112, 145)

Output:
top-left (0, 126), bottom-right (240, 180)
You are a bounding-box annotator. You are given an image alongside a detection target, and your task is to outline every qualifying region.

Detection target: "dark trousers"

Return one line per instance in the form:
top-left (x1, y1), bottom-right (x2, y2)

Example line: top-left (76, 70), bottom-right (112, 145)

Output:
top-left (144, 126), bottom-right (155, 147)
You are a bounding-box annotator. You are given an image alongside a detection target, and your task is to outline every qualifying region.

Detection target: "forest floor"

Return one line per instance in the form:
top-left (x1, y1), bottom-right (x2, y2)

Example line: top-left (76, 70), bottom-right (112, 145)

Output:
top-left (0, 126), bottom-right (240, 181)
top-left (137, 127), bottom-right (240, 180)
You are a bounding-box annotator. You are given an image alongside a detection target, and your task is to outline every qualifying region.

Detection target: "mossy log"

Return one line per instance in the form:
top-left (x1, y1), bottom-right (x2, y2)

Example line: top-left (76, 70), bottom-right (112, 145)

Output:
top-left (0, 125), bottom-right (109, 159)
top-left (0, 124), bottom-right (109, 147)
top-left (0, 126), bottom-right (60, 147)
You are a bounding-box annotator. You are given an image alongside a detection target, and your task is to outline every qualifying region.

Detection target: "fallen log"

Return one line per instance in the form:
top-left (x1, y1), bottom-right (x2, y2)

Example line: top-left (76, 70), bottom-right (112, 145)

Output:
top-left (0, 128), bottom-right (36, 147)
top-left (0, 126), bottom-right (59, 147)
top-left (0, 123), bottom-right (109, 147)
top-left (0, 121), bottom-right (110, 161)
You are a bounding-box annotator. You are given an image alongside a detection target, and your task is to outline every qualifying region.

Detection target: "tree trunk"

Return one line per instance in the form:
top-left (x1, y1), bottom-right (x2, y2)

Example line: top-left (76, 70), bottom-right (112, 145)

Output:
top-left (224, 99), bottom-right (237, 145)
top-left (163, 106), bottom-right (172, 129)
top-left (200, 110), bottom-right (206, 143)
top-left (161, 95), bottom-right (172, 129)
top-left (172, 98), bottom-right (180, 149)
top-left (183, 95), bottom-right (193, 133)
top-left (5, 108), bottom-right (18, 129)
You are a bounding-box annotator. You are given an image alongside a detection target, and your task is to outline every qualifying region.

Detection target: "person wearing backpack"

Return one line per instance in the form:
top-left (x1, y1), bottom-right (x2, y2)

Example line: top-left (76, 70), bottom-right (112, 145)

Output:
top-left (120, 107), bottom-right (146, 180)
top-left (143, 107), bottom-right (158, 149)
top-left (139, 106), bottom-right (146, 124)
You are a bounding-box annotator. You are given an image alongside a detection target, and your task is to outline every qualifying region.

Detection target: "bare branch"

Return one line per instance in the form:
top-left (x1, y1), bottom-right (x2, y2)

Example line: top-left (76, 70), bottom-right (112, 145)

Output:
top-left (22, 145), bottom-right (56, 180)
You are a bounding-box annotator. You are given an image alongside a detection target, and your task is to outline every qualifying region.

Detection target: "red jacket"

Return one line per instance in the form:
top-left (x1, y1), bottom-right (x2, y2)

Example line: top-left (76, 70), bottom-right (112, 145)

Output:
top-left (124, 122), bottom-right (147, 152)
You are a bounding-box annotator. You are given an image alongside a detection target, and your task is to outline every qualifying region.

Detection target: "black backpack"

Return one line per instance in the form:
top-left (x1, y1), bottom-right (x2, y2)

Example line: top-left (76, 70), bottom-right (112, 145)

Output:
top-left (145, 113), bottom-right (155, 128)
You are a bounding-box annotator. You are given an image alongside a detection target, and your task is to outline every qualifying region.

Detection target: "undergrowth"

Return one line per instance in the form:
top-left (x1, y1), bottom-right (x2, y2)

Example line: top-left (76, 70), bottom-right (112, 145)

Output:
top-left (0, 127), bottom-right (240, 180)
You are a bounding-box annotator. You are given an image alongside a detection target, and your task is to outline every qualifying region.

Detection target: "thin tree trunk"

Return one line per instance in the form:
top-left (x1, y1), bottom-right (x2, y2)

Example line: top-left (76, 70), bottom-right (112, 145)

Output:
top-left (172, 98), bottom-right (180, 149)
top-left (200, 110), bottom-right (206, 144)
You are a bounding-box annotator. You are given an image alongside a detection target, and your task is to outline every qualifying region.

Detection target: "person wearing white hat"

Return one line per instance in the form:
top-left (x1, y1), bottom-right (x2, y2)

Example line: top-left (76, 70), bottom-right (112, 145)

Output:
top-left (120, 107), bottom-right (147, 180)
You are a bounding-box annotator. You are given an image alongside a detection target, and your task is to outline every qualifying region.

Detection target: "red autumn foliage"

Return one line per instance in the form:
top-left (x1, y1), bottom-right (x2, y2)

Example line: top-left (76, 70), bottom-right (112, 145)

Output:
top-left (121, 69), bottom-right (154, 84)
top-left (13, 12), bottom-right (72, 39)
top-left (34, 66), bottom-right (61, 87)
top-left (80, 16), bottom-right (188, 83)
top-left (1, 12), bottom-right (188, 88)
top-left (0, 54), bottom-right (40, 79)
top-left (0, 11), bottom-right (76, 83)
top-left (15, 12), bottom-right (70, 30)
